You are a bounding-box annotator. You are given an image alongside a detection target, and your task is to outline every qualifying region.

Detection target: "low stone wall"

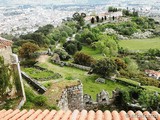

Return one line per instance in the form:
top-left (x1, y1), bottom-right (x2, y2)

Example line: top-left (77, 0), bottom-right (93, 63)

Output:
top-left (53, 61), bottom-right (91, 71)
top-left (21, 71), bottom-right (47, 94)
top-left (58, 81), bottom-right (84, 111)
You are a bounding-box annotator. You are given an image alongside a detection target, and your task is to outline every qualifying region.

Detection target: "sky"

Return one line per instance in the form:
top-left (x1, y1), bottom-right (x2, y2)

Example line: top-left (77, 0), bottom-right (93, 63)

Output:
top-left (0, 0), bottom-right (109, 5)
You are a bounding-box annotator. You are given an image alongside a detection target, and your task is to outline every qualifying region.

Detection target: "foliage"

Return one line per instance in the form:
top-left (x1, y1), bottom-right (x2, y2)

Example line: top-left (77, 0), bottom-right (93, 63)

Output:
top-left (77, 28), bottom-right (97, 45)
top-left (54, 48), bottom-right (70, 60)
top-left (114, 58), bottom-right (127, 71)
top-left (20, 33), bottom-right (49, 46)
top-left (138, 90), bottom-right (160, 110)
top-left (93, 34), bottom-right (118, 57)
top-left (19, 42), bottom-right (40, 59)
top-left (74, 52), bottom-right (95, 66)
top-left (73, 12), bottom-right (86, 26)
top-left (34, 95), bottom-right (47, 106)
top-left (91, 58), bottom-right (117, 77)
top-left (0, 56), bottom-right (11, 99)
top-left (63, 41), bottom-right (82, 55)
top-left (35, 24), bottom-right (54, 36)
top-left (145, 49), bottom-right (160, 57)
top-left (108, 6), bottom-right (118, 12)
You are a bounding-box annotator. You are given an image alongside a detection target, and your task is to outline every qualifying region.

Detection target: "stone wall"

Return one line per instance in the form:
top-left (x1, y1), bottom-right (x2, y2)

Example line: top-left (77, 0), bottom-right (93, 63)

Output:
top-left (58, 81), bottom-right (84, 111)
top-left (53, 61), bottom-right (91, 71)
top-left (0, 46), bottom-right (12, 64)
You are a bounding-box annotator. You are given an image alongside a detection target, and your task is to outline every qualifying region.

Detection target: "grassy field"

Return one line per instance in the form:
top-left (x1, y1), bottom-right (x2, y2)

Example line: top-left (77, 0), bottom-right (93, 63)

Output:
top-left (37, 56), bottom-right (129, 100)
top-left (119, 37), bottom-right (160, 51)
top-left (81, 46), bottom-right (105, 60)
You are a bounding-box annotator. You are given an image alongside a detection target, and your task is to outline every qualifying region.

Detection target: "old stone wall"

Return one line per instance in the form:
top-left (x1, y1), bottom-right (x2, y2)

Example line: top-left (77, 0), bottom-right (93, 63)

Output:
top-left (0, 46), bottom-right (12, 64)
top-left (58, 82), bottom-right (84, 111)
top-left (53, 61), bottom-right (91, 71)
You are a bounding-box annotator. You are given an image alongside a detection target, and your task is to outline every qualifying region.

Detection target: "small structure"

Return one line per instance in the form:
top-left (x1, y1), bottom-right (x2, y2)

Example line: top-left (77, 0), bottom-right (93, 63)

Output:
top-left (97, 90), bottom-right (110, 104)
top-left (95, 78), bottom-right (106, 84)
top-left (145, 70), bottom-right (160, 80)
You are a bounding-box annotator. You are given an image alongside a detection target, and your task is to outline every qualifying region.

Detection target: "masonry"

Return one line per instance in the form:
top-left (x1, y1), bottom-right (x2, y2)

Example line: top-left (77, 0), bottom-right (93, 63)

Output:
top-left (58, 81), bottom-right (84, 111)
top-left (57, 80), bottom-right (120, 111)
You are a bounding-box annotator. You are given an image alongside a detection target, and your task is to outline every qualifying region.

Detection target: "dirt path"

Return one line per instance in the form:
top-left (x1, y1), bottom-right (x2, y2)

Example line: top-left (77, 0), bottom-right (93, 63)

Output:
top-left (37, 55), bottom-right (49, 63)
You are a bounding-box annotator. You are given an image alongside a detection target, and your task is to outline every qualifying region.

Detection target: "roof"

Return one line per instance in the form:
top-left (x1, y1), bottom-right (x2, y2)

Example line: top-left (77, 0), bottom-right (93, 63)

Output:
top-left (0, 109), bottom-right (160, 120)
top-left (0, 37), bottom-right (12, 49)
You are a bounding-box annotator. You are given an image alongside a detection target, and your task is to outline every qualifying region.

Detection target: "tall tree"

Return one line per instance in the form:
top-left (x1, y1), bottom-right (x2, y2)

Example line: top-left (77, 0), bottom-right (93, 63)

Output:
top-left (91, 58), bottom-right (117, 77)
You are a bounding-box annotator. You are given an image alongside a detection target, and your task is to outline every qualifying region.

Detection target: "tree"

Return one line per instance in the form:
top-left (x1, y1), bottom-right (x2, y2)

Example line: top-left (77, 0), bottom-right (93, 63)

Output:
top-left (96, 16), bottom-right (100, 22)
top-left (0, 56), bottom-right (10, 99)
top-left (73, 12), bottom-right (86, 26)
top-left (35, 24), bottom-right (54, 36)
top-left (74, 52), bottom-right (95, 66)
top-left (63, 41), bottom-right (82, 55)
top-left (19, 42), bottom-right (40, 59)
top-left (91, 58), bottom-right (117, 77)
top-left (91, 17), bottom-right (95, 24)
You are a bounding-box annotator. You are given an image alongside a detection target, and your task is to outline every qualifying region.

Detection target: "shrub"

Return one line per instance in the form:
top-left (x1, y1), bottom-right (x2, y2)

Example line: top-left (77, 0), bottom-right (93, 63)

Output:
top-left (74, 52), bottom-right (95, 66)
top-left (91, 58), bottom-right (117, 77)
top-left (63, 41), bottom-right (82, 55)
top-left (34, 95), bottom-right (47, 106)
top-left (54, 48), bottom-right (70, 61)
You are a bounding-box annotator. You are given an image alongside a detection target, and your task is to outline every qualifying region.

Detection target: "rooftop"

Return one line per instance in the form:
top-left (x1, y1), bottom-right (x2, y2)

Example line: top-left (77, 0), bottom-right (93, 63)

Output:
top-left (0, 37), bottom-right (12, 49)
top-left (0, 109), bottom-right (160, 120)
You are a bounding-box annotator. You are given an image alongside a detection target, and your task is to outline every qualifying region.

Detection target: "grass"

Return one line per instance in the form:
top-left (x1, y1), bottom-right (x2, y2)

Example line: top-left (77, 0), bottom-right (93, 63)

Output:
top-left (44, 80), bottom-right (79, 105)
top-left (116, 78), bottom-right (140, 86)
top-left (37, 58), bottom-right (129, 100)
top-left (142, 86), bottom-right (160, 93)
top-left (81, 46), bottom-right (105, 60)
top-left (22, 67), bottom-right (61, 80)
top-left (119, 37), bottom-right (160, 51)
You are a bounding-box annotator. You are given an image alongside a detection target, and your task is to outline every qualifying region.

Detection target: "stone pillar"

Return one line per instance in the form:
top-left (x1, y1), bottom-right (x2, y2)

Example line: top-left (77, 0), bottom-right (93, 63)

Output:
top-left (11, 54), bottom-right (26, 109)
top-left (67, 82), bottom-right (84, 111)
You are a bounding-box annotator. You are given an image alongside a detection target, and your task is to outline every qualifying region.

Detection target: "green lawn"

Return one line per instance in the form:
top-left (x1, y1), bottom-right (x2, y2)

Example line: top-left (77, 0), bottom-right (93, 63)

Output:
top-left (119, 37), bottom-right (160, 51)
top-left (38, 58), bottom-right (129, 100)
top-left (81, 46), bottom-right (105, 60)
top-left (22, 67), bottom-right (61, 81)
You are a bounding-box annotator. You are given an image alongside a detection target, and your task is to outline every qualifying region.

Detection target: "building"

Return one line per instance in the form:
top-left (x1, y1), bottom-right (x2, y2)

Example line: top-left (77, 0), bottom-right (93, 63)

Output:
top-left (0, 37), bottom-right (26, 108)
top-left (0, 109), bottom-right (159, 120)
top-left (145, 70), bottom-right (160, 80)
top-left (0, 37), bottom-right (13, 64)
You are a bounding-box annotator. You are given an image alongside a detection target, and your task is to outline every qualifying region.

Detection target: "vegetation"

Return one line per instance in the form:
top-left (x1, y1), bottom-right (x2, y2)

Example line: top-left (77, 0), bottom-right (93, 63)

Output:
top-left (19, 42), bottom-right (40, 59)
top-left (74, 52), bottom-right (95, 66)
top-left (91, 58), bottom-right (117, 77)
top-left (119, 38), bottom-right (160, 51)
top-left (0, 56), bottom-right (11, 100)
top-left (63, 40), bottom-right (82, 55)
top-left (22, 67), bottom-right (61, 81)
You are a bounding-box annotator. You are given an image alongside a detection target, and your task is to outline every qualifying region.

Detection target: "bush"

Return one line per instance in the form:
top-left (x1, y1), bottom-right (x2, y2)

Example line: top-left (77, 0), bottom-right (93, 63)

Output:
top-left (54, 48), bottom-right (71, 60)
top-left (74, 52), bottom-right (95, 66)
top-left (63, 41), bottom-right (82, 55)
top-left (34, 95), bottom-right (47, 106)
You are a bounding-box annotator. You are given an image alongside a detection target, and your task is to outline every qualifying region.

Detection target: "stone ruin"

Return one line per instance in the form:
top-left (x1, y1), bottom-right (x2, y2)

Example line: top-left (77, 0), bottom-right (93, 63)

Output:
top-left (95, 78), bottom-right (106, 84)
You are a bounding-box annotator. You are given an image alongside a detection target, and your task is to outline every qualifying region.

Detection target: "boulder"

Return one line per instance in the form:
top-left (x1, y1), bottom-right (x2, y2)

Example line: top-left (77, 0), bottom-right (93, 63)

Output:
top-left (95, 78), bottom-right (106, 84)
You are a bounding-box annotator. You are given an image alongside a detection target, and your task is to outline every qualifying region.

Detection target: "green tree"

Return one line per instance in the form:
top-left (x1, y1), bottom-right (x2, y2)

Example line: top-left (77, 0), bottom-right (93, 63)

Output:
top-left (19, 42), bottom-right (40, 59)
top-left (73, 12), bottom-right (86, 26)
top-left (63, 41), bottom-right (82, 55)
top-left (74, 52), bottom-right (95, 66)
top-left (91, 58), bottom-right (117, 77)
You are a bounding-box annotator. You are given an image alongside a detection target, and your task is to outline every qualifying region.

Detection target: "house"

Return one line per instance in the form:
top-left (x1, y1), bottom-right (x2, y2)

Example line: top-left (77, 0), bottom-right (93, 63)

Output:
top-left (145, 70), bottom-right (160, 80)
top-left (0, 109), bottom-right (159, 120)
top-left (0, 37), bottom-right (13, 64)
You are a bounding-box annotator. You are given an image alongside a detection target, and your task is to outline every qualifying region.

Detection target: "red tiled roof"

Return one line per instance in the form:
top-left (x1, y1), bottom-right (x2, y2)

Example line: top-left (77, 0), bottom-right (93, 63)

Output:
top-left (0, 109), bottom-right (160, 120)
top-left (0, 37), bottom-right (12, 49)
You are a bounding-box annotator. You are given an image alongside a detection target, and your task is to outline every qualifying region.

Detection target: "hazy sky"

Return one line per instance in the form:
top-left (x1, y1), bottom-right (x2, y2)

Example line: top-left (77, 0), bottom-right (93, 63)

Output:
top-left (0, 0), bottom-right (108, 5)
